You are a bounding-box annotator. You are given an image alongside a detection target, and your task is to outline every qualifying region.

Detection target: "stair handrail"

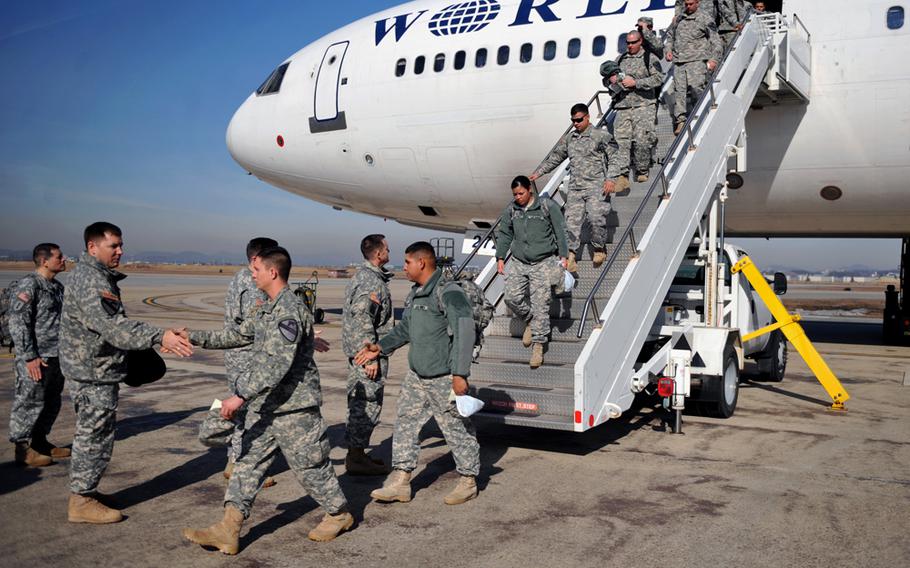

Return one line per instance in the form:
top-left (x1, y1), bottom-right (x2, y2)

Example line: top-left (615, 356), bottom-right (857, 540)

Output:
top-left (576, 16), bottom-right (769, 338)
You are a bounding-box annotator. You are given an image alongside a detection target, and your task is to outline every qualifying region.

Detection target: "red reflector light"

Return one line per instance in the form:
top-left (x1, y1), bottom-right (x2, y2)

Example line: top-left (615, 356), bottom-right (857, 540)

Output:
top-left (588, 415), bottom-right (594, 427)
top-left (574, 411), bottom-right (582, 424)
top-left (276, 135), bottom-right (285, 147)
top-left (657, 377), bottom-right (674, 397)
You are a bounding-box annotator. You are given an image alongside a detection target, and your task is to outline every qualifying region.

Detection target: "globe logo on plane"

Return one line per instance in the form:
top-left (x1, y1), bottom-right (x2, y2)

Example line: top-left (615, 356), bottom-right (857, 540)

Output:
top-left (428, 0), bottom-right (502, 36)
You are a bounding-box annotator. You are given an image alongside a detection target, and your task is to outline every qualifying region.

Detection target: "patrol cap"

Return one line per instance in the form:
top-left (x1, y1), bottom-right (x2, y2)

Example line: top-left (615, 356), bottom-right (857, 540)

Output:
top-left (638, 16), bottom-right (654, 26)
top-left (123, 348), bottom-right (167, 387)
top-left (599, 60), bottom-right (622, 77)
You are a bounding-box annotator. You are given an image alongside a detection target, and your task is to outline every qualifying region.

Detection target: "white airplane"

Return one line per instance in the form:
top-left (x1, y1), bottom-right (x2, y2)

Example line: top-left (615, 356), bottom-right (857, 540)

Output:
top-left (224, 0), bottom-right (910, 238)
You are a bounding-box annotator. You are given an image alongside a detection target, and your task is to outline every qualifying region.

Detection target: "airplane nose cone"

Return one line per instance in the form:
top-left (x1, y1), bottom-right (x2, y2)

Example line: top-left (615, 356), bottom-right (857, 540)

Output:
top-left (225, 99), bottom-right (254, 172)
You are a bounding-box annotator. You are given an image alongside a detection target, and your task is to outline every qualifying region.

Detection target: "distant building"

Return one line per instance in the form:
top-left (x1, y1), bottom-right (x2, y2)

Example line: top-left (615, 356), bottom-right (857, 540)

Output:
top-left (328, 269), bottom-right (351, 278)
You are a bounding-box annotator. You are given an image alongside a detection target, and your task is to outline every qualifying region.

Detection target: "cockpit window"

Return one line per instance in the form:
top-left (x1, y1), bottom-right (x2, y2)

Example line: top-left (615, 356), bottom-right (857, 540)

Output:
top-left (256, 62), bottom-right (290, 96)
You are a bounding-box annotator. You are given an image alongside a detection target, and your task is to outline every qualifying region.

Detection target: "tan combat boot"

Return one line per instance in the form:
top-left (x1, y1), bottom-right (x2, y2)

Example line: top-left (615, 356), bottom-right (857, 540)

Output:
top-left (14, 442), bottom-right (53, 467)
top-left (443, 475), bottom-right (478, 505)
top-left (370, 469), bottom-right (412, 503)
top-left (636, 173), bottom-right (650, 183)
top-left (530, 343), bottom-right (544, 369)
top-left (31, 436), bottom-right (71, 458)
top-left (566, 251), bottom-right (578, 273)
top-left (674, 121), bottom-right (685, 135)
top-left (345, 448), bottom-right (389, 476)
top-left (592, 249), bottom-right (607, 267)
top-left (615, 175), bottom-right (630, 193)
top-left (522, 319), bottom-right (533, 348)
top-left (68, 493), bottom-right (123, 524)
top-left (182, 505), bottom-right (244, 555)
top-left (308, 511), bottom-right (354, 542)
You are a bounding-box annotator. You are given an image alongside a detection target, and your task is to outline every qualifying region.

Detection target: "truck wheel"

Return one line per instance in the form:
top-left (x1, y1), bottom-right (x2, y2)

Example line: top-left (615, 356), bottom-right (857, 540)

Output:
top-left (705, 348), bottom-right (739, 418)
top-left (313, 308), bottom-right (325, 324)
top-left (756, 330), bottom-right (787, 383)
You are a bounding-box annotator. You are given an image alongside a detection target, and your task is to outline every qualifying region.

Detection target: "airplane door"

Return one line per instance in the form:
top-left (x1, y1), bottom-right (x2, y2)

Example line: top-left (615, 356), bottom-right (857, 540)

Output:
top-left (309, 41), bottom-right (349, 133)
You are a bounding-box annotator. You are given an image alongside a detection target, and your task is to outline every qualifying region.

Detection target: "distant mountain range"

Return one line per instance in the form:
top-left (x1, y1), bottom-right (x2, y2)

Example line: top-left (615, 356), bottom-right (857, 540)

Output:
top-left (0, 248), bottom-right (247, 265)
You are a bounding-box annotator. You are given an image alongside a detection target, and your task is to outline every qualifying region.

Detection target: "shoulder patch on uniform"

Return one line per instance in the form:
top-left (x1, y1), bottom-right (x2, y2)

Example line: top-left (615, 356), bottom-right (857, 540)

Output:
top-left (99, 290), bottom-right (121, 316)
top-left (17, 292), bottom-right (30, 304)
top-left (278, 318), bottom-right (299, 343)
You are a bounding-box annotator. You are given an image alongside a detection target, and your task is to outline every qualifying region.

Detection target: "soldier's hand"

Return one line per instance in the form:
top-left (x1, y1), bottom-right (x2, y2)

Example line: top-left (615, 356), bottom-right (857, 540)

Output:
top-left (609, 74), bottom-right (619, 85)
top-left (221, 395), bottom-right (245, 420)
top-left (364, 361), bottom-right (379, 380)
top-left (560, 257), bottom-right (568, 269)
top-left (707, 59), bottom-right (718, 72)
top-left (26, 357), bottom-right (47, 382)
top-left (528, 173), bottom-right (540, 182)
top-left (621, 76), bottom-right (637, 88)
top-left (354, 343), bottom-right (381, 366)
top-left (497, 259), bottom-right (505, 275)
top-left (313, 330), bottom-right (330, 353)
top-left (162, 329), bottom-right (194, 357)
top-left (452, 375), bottom-right (469, 396)
top-left (603, 180), bottom-right (617, 194)
top-left (172, 327), bottom-right (189, 339)
top-left (666, 50), bottom-right (673, 62)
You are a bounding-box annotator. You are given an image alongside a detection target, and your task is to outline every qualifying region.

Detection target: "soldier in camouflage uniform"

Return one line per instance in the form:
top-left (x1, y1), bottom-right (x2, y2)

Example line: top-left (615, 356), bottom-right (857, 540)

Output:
top-left (496, 176), bottom-right (569, 368)
top-left (666, 0), bottom-right (723, 134)
top-left (356, 242), bottom-right (480, 506)
top-left (221, 237), bottom-right (276, 485)
top-left (342, 234), bottom-right (394, 475)
top-left (183, 247), bottom-right (352, 555)
top-left (610, 30), bottom-right (666, 184)
top-left (61, 222), bottom-right (193, 524)
top-left (675, 0), bottom-right (717, 22)
top-left (638, 17), bottom-right (665, 59)
top-left (717, 0), bottom-right (749, 50)
top-left (8, 243), bottom-right (68, 468)
top-left (530, 103), bottom-right (622, 271)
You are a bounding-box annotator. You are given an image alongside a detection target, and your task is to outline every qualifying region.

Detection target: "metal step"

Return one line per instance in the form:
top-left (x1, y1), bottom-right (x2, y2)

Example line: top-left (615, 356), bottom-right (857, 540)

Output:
top-left (480, 336), bottom-right (585, 365)
top-left (473, 412), bottom-right (576, 431)
top-left (469, 359), bottom-right (574, 389)
top-left (469, 383), bottom-right (574, 418)
top-left (485, 316), bottom-right (592, 341)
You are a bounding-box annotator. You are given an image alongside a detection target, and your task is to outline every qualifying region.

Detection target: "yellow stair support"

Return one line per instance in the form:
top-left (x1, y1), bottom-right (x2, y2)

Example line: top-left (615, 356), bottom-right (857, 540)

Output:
top-left (731, 256), bottom-right (850, 411)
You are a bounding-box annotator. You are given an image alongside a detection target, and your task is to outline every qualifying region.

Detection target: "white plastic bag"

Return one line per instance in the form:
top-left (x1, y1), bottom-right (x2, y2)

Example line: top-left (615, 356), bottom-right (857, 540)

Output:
top-left (563, 270), bottom-right (576, 292)
top-left (455, 395), bottom-right (485, 418)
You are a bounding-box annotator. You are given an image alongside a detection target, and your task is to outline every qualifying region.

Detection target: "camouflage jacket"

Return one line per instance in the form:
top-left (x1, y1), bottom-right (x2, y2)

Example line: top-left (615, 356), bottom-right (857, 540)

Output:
top-left (613, 50), bottom-right (666, 109)
top-left (224, 267), bottom-right (266, 343)
top-left (534, 125), bottom-right (620, 190)
top-left (666, 9), bottom-right (723, 64)
top-left (717, 0), bottom-right (748, 33)
top-left (9, 272), bottom-right (64, 360)
top-left (60, 253), bottom-right (164, 384)
top-left (641, 26), bottom-right (665, 59)
top-left (190, 286), bottom-right (321, 414)
top-left (342, 261), bottom-right (393, 359)
top-left (378, 269), bottom-right (474, 379)
top-left (674, 0), bottom-right (716, 21)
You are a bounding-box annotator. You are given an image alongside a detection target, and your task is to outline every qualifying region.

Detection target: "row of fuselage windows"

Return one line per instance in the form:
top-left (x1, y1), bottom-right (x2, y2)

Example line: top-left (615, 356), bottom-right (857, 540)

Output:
top-left (394, 35), bottom-right (620, 77)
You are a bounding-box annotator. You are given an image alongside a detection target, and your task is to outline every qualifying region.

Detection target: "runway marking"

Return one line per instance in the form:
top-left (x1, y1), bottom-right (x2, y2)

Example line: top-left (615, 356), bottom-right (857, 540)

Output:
top-left (142, 292), bottom-right (221, 317)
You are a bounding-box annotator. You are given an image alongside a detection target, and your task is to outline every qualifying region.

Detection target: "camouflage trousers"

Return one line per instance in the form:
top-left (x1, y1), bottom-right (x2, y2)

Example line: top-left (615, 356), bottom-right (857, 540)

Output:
top-left (8, 357), bottom-right (64, 443)
top-left (614, 105), bottom-right (658, 176)
top-left (69, 381), bottom-right (119, 494)
top-left (504, 257), bottom-right (559, 344)
top-left (719, 30), bottom-right (736, 52)
top-left (344, 358), bottom-right (386, 449)
top-left (225, 350), bottom-right (253, 461)
top-left (226, 407), bottom-right (348, 518)
top-left (673, 61), bottom-right (709, 122)
top-left (565, 186), bottom-right (613, 251)
top-left (392, 370), bottom-right (480, 476)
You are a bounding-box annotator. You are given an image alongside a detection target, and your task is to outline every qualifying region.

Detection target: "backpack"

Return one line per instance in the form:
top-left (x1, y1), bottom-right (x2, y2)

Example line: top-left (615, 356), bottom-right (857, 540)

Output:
top-left (434, 277), bottom-right (495, 352)
top-left (509, 194), bottom-right (551, 220)
top-left (0, 280), bottom-right (19, 347)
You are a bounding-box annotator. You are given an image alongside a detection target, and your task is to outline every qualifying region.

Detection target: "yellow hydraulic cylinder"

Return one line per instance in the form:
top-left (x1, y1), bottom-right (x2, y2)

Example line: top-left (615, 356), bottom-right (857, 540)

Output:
top-left (731, 257), bottom-right (850, 410)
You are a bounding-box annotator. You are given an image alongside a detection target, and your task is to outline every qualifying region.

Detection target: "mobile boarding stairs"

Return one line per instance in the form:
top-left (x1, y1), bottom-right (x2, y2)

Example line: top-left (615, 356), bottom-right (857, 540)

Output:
top-left (460, 13), bottom-right (812, 432)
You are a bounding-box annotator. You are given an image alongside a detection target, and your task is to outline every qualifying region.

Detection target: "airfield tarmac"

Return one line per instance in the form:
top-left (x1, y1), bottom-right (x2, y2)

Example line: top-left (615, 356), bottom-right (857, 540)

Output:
top-left (1, 272), bottom-right (908, 567)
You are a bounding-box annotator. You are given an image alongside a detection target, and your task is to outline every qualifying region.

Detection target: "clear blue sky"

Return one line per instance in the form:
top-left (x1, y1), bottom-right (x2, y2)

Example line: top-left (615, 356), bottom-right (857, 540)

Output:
top-left (0, 0), bottom-right (900, 270)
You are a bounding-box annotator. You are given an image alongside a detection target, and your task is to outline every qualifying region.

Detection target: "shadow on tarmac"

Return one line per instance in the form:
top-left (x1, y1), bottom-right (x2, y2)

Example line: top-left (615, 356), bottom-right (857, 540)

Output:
top-left (0, 461), bottom-right (45, 496)
top-left (740, 380), bottom-right (831, 407)
top-left (116, 406), bottom-right (208, 441)
top-left (801, 320), bottom-right (884, 346)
